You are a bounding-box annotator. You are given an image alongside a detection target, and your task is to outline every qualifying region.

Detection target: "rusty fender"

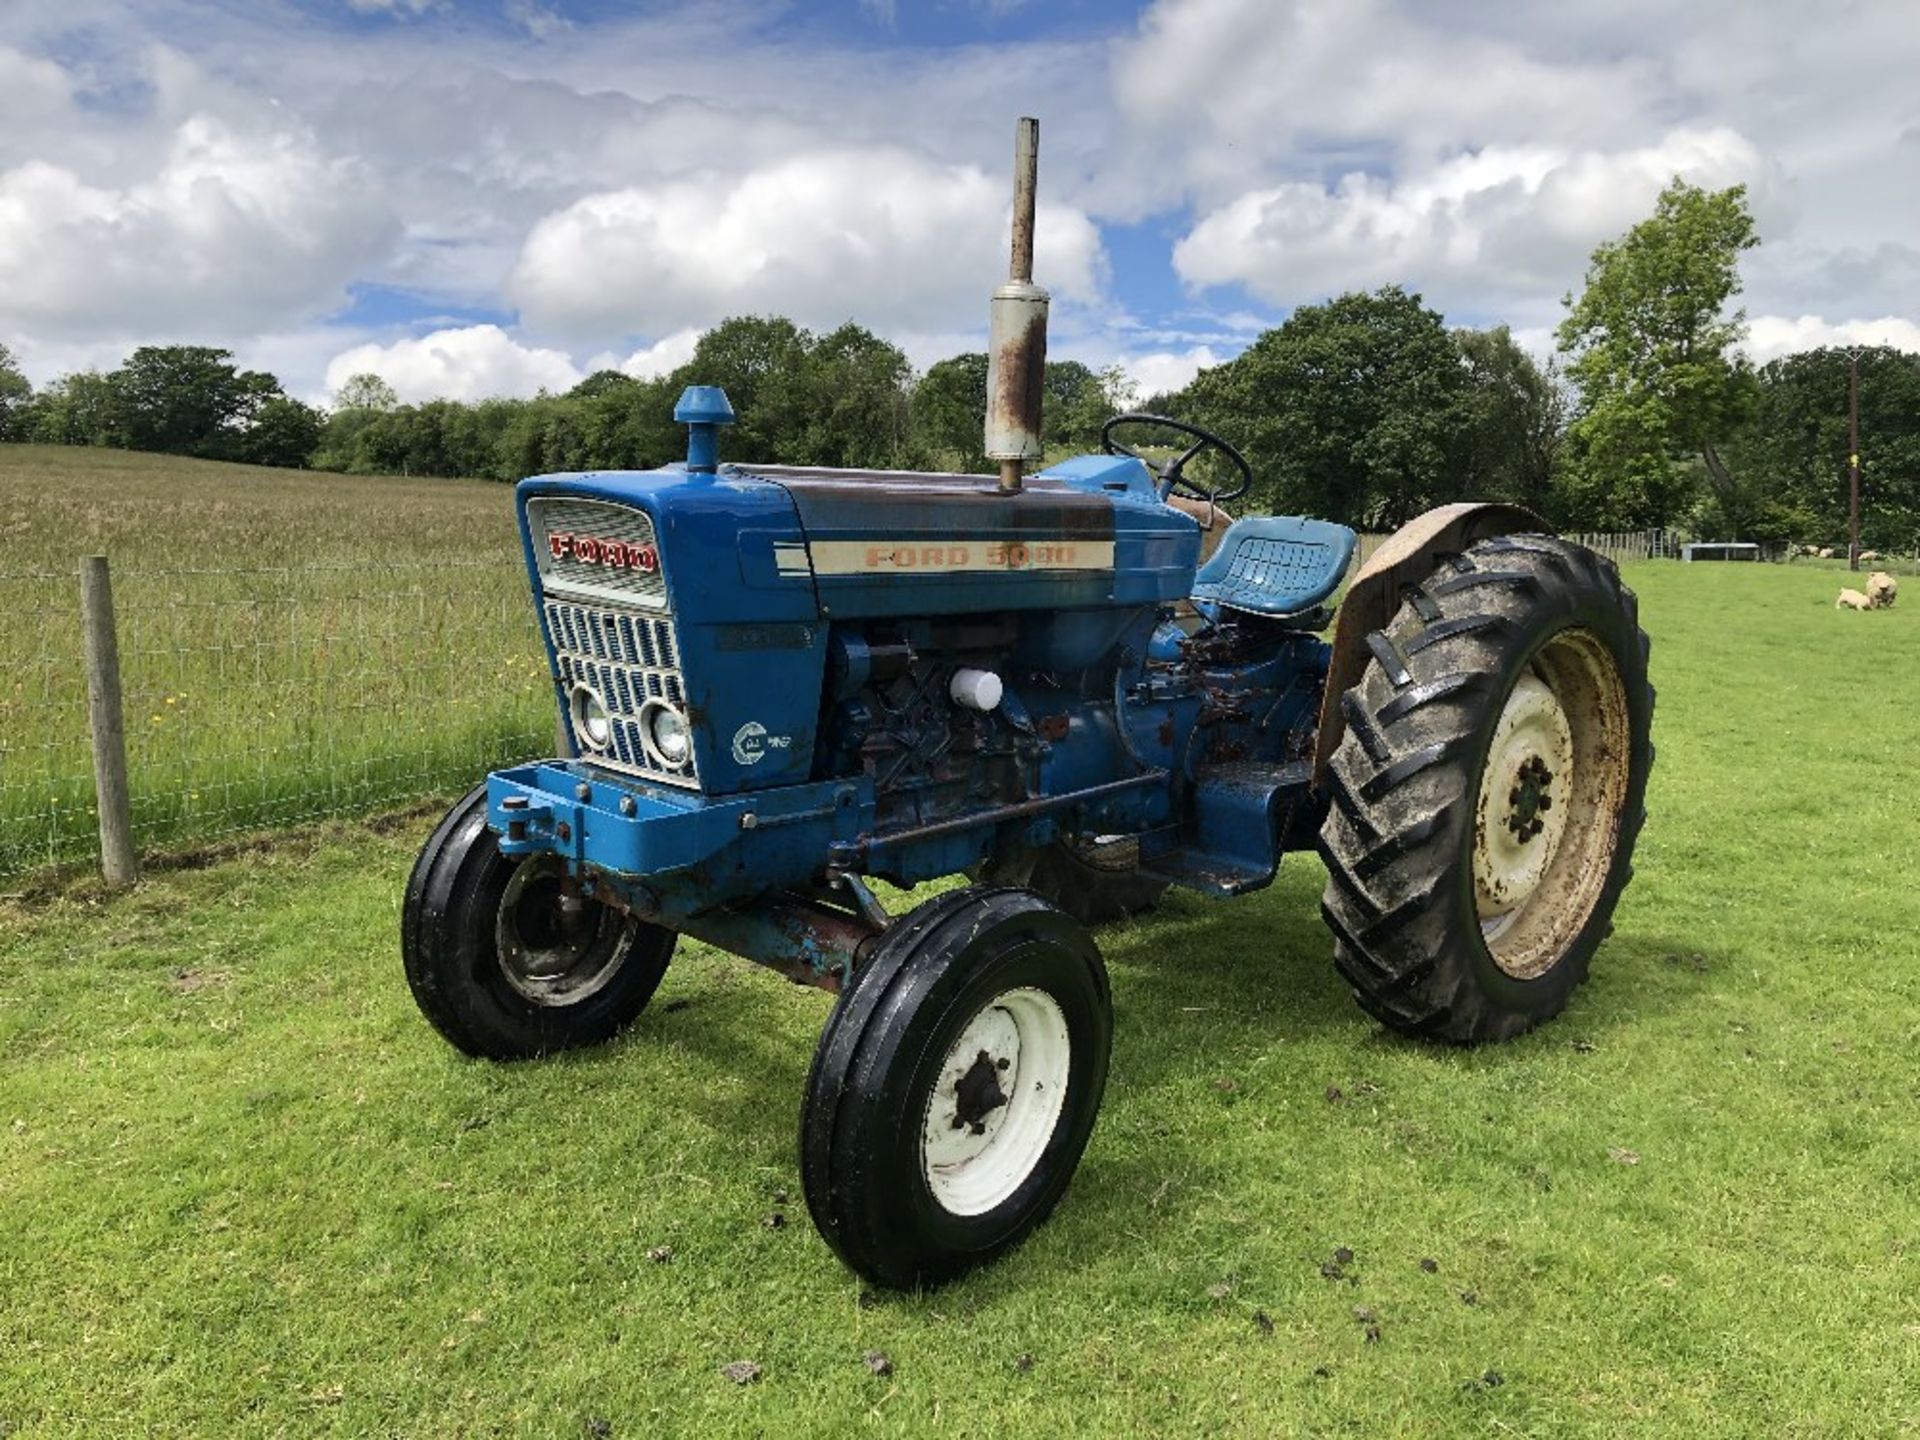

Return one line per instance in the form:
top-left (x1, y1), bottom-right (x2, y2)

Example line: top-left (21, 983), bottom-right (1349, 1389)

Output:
top-left (1313, 502), bottom-right (1550, 782)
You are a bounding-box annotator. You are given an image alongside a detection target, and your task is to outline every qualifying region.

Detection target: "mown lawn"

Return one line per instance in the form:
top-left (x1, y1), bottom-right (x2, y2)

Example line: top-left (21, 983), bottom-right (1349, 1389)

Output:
top-left (2, 559), bottom-right (1917, 1437)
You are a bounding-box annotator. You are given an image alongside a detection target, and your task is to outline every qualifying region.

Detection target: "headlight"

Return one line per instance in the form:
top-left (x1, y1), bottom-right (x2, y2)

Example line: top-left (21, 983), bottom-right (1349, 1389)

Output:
top-left (643, 701), bottom-right (692, 768)
top-left (570, 684), bottom-right (613, 751)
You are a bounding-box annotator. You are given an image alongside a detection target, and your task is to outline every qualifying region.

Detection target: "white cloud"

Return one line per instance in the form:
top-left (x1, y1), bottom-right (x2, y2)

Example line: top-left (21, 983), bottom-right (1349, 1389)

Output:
top-left (1743, 315), bottom-right (1920, 365)
top-left (323, 325), bottom-right (582, 403)
top-left (504, 0), bottom-right (570, 39)
top-left (0, 44), bottom-right (72, 120)
top-left (1120, 346), bottom-right (1225, 399)
top-left (615, 329), bottom-right (702, 381)
top-left (0, 110), bottom-right (396, 339)
top-left (508, 147), bottom-right (1105, 346)
top-left (345, 0), bottom-right (446, 14)
top-left (1173, 127), bottom-right (1784, 313)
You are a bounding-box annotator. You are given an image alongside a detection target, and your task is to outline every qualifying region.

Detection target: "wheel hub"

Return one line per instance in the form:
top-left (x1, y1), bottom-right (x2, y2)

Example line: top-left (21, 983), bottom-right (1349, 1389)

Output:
top-left (951, 1051), bottom-right (1011, 1135)
top-left (495, 858), bottom-right (632, 1007)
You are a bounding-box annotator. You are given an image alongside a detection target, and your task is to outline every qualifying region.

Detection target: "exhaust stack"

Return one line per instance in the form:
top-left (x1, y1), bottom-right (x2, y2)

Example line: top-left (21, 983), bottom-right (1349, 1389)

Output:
top-left (985, 116), bottom-right (1049, 495)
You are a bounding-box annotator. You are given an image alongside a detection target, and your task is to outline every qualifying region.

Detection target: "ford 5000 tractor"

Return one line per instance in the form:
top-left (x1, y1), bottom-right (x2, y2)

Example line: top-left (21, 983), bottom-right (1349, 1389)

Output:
top-left (401, 121), bottom-right (1654, 1289)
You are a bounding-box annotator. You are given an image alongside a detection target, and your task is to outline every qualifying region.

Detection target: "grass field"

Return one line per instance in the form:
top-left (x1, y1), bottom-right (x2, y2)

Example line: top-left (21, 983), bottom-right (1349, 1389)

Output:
top-left (0, 445), bottom-right (547, 878)
top-left (3, 558), bottom-right (1916, 1436)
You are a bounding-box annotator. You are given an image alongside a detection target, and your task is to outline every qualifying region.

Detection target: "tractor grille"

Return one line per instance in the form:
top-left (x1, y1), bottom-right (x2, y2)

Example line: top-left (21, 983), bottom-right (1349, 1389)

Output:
top-left (543, 597), bottom-right (697, 788)
top-left (526, 496), bottom-right (668, 608)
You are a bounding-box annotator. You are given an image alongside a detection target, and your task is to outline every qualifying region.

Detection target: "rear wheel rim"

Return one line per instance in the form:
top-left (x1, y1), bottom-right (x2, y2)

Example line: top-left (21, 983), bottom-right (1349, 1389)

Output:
top-left (1472, 627), bottom-right (1631, 980)
top-left (919, 986), bottom-right (1072, 1217)
top-left (494, 858), bottom-right (633, 1007)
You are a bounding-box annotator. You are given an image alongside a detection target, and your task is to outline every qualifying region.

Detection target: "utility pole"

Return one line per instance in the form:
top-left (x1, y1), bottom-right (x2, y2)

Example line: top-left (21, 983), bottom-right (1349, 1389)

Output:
top-left (1847, 348), bottom-right (1861, 571)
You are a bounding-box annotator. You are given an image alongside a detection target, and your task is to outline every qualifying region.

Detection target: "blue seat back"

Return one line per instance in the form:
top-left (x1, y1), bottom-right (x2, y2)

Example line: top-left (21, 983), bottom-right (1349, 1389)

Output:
top-left (1189, 515), bottom-right (1357, 617)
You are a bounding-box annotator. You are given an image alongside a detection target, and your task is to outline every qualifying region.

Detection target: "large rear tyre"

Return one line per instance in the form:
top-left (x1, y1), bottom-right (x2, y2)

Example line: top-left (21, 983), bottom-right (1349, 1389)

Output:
top-left (401, 786), bottom-right (676, 1059)
top-left (800, 887), bottom-right (1112, 1289)
top-left (978, 837), bottom-right (1168, 925)
top-left (1318, 536), bottom-right (1653, 1043)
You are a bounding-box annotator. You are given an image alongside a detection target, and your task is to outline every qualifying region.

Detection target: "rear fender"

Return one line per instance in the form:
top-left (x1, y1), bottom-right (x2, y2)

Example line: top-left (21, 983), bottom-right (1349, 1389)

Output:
top-left (1313, 502), bottom-right (1550, 782)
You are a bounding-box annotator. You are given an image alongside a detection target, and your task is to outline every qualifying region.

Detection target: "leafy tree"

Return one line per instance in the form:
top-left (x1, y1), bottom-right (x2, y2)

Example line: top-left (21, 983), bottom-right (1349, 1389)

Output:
top-left (334, 373), bottom-right (399, 412)
top-left (666, 316), bottom-right (814, 464)
top-left (27, 372), bottom-right (123, 447)
top-left (238, 395), bottom-right (325, 469)
top-left (1184, 285), bottom-right (1472, 527)
top-left (1556, 179), bottom-right (1760, 529)
top-left (802, 323), bottom-right (914, 468)
top-left (1722, 346), bottom-right (1920, 551)
top-left (1453, 326), bottom-right (1565, 516)
top-left (0, 344), bottom-right (32, 441)
top-left (911, 353), bottom-right (990, 472)
top-left (110, 346), bottom-right (283, 458)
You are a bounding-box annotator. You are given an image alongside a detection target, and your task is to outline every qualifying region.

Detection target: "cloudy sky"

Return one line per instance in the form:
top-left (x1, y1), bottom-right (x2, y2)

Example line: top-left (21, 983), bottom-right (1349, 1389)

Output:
top-left (2, 0), bottom-right (1917, 407)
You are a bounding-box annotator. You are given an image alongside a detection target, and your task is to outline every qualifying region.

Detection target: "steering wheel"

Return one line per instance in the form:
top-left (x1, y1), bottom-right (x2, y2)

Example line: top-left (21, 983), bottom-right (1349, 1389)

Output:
top-left (1100, 412), bottom-right (1252, 504)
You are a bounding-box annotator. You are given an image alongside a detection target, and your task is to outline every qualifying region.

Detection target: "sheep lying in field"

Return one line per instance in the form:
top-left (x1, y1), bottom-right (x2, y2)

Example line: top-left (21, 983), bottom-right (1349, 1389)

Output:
top-left (1837, 587), bottom-right (1873, 611)
top-left (1859, 549), bottom-right (1882, 563)
top-left (1867, 571), bottom-right (1899, 608)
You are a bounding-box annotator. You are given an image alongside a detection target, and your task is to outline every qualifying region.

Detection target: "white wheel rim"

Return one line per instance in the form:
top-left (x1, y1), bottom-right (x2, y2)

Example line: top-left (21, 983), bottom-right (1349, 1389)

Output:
top-left (1470, 628), bottom-right (1632, 980)
top-left (920, 987), bottom-right (1071, 1217)
top-left (1472, 672), bottom-right (1575, 933)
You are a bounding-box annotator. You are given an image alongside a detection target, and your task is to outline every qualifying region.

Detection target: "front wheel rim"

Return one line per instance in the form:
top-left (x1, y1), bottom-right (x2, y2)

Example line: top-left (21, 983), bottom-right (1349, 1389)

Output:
top-left (494, 858), bottom-right (634, 1007)
top-left (1471, 627), bottom-right (1632, 980)
top-left (920, 987), bottom-right (1072, 1217)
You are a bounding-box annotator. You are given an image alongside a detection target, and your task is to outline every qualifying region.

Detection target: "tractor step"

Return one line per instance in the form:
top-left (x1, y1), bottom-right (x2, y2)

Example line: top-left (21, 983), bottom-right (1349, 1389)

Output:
top-left (1139, 760), bottom-right (1312, 896)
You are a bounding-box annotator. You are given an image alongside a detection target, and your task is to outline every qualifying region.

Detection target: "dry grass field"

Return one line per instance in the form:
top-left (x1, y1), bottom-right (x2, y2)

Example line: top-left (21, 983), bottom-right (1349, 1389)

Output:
top-left (0, 445), bottom-right (547, 878)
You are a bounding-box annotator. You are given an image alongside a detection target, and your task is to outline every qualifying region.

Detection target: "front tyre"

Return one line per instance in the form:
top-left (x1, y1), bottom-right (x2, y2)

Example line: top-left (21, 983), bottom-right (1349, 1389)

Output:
top-left (1318, 536), bottom-right (1654, 1043)
top-left (800, 888), bottom-right (1112, 1289)
top-left (401, 786), bottom-right (675, 1059)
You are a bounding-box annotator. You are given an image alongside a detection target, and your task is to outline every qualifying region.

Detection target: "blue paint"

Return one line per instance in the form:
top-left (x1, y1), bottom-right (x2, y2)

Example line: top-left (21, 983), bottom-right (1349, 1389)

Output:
top-left (673, 386), bottom-right (736, 474)
top-left (491, 385), bottom-right (1358, 975)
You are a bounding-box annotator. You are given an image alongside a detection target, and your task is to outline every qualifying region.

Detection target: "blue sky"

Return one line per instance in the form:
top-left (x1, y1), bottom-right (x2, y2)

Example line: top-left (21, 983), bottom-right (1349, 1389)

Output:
top-left (2, 0), bottom-right (1917, 405)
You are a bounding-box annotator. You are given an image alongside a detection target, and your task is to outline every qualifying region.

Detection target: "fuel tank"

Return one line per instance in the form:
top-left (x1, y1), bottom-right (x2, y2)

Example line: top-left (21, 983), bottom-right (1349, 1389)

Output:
top-left (743, 455), bottom-right (1201, 618)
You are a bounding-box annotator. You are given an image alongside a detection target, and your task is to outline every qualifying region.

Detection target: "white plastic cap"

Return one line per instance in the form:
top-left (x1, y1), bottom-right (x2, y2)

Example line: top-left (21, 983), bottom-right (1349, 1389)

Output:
top-left (950, 667), bottom-right (1004, 712)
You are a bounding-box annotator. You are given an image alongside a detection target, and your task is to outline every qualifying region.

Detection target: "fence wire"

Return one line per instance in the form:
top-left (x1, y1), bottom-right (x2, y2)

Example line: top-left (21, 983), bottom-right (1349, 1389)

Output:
top-left (1, 559), bottom-right (551, 884)
top-left (0, 530), bottom-right (1689, 885)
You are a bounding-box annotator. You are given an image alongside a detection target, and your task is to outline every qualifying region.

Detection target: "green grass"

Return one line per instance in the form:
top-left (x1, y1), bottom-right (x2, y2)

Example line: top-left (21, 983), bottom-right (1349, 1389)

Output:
top-left (0, 445), bottom-right (547, 877)
top-left (3, 559), bottom-right (1917, 1436)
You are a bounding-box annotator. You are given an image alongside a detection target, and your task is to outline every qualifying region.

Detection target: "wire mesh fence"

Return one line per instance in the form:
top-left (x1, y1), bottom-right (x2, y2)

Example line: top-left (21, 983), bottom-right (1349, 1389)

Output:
top-left (0, 558), bottom-right (554, 884)
top-left (2, 529), bottom-right (1698, 886)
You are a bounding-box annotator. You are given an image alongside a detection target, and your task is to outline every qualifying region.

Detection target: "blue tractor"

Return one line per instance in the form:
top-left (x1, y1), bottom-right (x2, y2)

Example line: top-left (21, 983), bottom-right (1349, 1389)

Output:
top-left (401, 122), bottom-right (1654, 1289)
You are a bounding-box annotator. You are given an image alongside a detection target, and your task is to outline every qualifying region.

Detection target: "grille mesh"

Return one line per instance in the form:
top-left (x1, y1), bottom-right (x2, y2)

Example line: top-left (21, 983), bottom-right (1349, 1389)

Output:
top-left (543, 597), bottom-right (696, 788)
top-left (527, 496), bottom-right (668, 608)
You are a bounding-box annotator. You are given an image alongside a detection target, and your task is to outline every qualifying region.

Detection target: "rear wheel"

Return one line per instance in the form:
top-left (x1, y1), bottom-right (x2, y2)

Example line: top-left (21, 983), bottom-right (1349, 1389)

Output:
top-left (402, 787), bottom-right (676, 1059)
top-left (800, 887), bottom-right (1112, 1289)
top-left (1318, 536), bottom-right (1653, 1043)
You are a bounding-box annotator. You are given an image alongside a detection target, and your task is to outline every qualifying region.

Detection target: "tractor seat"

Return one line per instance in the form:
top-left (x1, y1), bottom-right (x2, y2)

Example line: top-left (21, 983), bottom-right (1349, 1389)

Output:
top-left (1188, 515), bottom-right (1357, 618)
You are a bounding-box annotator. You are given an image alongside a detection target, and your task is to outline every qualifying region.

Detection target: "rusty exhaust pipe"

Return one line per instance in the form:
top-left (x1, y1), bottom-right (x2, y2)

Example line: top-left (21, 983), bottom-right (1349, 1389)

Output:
top-left (985, 116), bottom-right (1048, 495)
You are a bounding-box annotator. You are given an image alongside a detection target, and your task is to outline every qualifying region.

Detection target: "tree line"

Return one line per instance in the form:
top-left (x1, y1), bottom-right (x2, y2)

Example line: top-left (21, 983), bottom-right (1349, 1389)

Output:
top-left (2, 179), bottom-right (1915, 549)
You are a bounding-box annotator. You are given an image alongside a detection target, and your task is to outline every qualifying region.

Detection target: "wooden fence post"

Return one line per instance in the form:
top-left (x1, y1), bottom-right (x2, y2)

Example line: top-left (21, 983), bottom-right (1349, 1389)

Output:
top-left (79, 555), bottom-right (137, 889)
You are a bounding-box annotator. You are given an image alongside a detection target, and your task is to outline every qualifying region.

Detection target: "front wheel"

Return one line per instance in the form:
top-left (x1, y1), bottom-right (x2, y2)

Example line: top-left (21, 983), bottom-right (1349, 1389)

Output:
top-left (1318, 535), bottom-right (1654, 1043)
top-left (401, 786), bottom-right (676, 1059)
top-left (800, 887), bottom-right (1112, 1289)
